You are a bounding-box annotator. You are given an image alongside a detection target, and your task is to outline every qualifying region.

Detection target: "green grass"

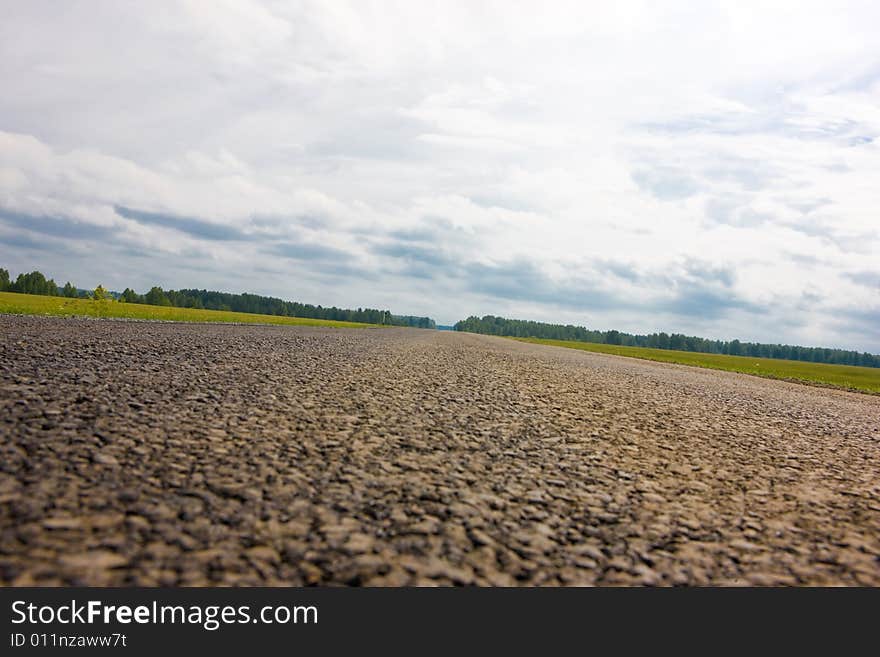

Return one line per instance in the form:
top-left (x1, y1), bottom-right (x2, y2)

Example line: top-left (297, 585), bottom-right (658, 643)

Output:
top-left (0, 291), bottom-right (377, 329)
top-left (513, 337), bottom-right (880, 394)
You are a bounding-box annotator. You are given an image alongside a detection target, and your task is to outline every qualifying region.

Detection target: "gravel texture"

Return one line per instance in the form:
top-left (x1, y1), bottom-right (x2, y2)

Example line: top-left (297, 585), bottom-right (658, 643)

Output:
top-left (1, 316), bottom-right (878, 586)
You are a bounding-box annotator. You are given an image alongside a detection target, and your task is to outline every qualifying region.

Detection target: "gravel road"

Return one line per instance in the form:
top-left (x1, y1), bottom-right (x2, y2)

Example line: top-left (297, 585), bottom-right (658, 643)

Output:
top-left (2, 316), bottom-right (878, 586)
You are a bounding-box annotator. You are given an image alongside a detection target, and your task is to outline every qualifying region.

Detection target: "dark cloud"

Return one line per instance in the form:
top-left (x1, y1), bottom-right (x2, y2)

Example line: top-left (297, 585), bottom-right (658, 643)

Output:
top-left (843, 306), bottom-right (880, 329)
top-left (462, 258), bottom-right (618, 310)
top-left (794, 290), bottom-right (824, 308)
top-left (2, 197), bottom-right (767, 325)
top-left (383, 217), bottom-right (468, 247)
top-left (595, 260), bottom-right (641, 282)
top-left (830, 306), bottom-right (880, 351)
top-left (658, 282), bottom-right (760, 319)
top-left (387, 226), bottom-right (438, 243)
top-left (374, 242), bottom-right (452, 268)
top-left (371, 242), bottom-right (623, 310)
top-left (115, 206), bottom-right (248, 241)
top-left (784, 218), bottom-right (875, 253)
top-left (648, 260), bottom-right (758, 319)
top-left (0, 230), bottom-right (57, 252)
top-left (251, 214), bottom-right (327, 231)
top-left (372, 242), bottom-right (459, 280)
top-left (0, 208), bottom-right (115, 241)
top-left (266, 238), bottom-right (380, 279)
top-left (271, 241), bottom-right (353, 261)
top-left (371, 241), bottom-right (762, 321)
top-left (680, 260), bottom-right (736, 288)
top-left (460, 257), bottom-right (760, 321)
top-left (845, 271), bottom-right (880, 289)
top-left (316, 262), bottom-right (380, 280)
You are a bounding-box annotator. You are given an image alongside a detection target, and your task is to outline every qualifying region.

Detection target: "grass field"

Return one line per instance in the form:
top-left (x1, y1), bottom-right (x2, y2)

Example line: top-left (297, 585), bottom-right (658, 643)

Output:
top-left (514, 337), bottom-right (880, 394)
top-left (0, 291), bottom-right (376, 329)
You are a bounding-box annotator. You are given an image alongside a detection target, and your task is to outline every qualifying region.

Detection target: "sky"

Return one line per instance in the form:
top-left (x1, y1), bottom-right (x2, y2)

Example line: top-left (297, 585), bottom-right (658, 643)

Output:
top-left (1, 1), bottom-right (879, 351)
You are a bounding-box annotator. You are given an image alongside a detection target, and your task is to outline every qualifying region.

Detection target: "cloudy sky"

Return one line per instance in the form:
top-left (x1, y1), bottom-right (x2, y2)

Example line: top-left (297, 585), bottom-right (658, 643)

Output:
top-left (1, 1), bottom-right (879, 350)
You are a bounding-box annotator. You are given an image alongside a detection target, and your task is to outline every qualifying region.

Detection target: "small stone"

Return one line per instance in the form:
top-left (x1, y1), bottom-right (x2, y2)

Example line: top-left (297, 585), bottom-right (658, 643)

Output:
top-left (246, 546), bottom-right (280, 564)
top-left (84, 513), bottom-right (124, 529)
top-left (60, 551), bottom-right (128, 570)
top-left (525, 489), bottom-right (546, 504)
top-left (125, 515), bottom-right (151, 531)
top-left (423, 558), bottom-right (475, 585)
top-left (343, 533), bottom-right (374, 554)
top-left (42, 517), bottom-right (83, 530)
top-left (730, 540), bottom-right (764, 553)
top-left (469, 528), bottom-right (495, 546)
top-left (299, 561), bottom-right (323, 585)
top-left (408, 519), bottom-right (440, 535)
top-left (193, 549), bottom-right (223, 562)
top-left (349, 553), bottom-right (386, 578)
top-left (117, 489), bottom-right (139, 503)
top-left (93, 452), bottom-right (119, 466)
top-left (571, 544), bottom-right (604, 561)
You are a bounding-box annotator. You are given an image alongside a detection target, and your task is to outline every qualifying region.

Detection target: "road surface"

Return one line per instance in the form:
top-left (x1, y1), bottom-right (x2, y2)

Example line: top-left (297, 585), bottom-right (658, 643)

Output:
top-left (1, 316), bottom-right (878, 585)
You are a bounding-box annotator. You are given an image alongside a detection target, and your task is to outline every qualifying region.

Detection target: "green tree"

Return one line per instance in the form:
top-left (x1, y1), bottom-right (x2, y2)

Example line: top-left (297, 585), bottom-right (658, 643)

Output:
top-left (62, 282), bottom-right (78, 298)
top-left (120, 288), bottom-right (143, 304)
top-left (144, 286), bottom-right (171, 306)
top-left (12, 270), bottom-right (58, 296)
top-left (0, 268), bottom-right (9, 291)
top-left (92, 284), bottom-right (110, 301)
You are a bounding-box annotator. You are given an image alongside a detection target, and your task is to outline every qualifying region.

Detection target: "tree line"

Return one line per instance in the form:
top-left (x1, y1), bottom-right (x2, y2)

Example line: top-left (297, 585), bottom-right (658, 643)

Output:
top-left (0, 268), bottom-right (86, 298)
top-left (454, 315), bottom-right (880, 368)
top-left (1, 267), bottom-right (435, 328)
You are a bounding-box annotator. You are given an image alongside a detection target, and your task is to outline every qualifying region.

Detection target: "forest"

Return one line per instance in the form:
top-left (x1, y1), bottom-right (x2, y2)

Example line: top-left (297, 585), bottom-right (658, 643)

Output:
top-left (454, 315), bottom-right (880, 368)
top-left (0, 267), bottom-right (435, 328)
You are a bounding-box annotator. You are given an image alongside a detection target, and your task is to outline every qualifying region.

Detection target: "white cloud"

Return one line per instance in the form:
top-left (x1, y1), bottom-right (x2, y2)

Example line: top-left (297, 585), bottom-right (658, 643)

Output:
top-left (0, 1), bottom-right (878, 350)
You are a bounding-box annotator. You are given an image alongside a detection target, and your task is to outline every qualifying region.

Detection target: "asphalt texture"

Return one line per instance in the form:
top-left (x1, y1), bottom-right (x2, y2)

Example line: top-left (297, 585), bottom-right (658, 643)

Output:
top-left (1, 316), bottom-right (878, 585)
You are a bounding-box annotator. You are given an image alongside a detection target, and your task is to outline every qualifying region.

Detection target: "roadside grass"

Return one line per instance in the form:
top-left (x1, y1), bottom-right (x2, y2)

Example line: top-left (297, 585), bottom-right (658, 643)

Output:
top-left (513, 337), bottom-right (880, 394)
top-left (0, 291), bottom-right (377, 329)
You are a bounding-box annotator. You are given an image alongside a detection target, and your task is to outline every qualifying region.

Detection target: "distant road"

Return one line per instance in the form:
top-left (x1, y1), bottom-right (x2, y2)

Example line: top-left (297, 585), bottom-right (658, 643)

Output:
top-left (2, 316), bottom-right (878, 585)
